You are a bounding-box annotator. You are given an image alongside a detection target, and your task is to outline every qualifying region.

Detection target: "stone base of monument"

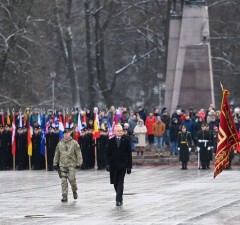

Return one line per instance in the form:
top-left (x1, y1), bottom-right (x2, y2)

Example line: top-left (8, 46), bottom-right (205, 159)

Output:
top-left (132, 145), bottom-right (240, 167)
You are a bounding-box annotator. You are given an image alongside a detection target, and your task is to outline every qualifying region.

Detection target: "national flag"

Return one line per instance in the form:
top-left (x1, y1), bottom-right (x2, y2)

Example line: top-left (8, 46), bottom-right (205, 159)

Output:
top-left (38, 113), bottom-right (42, 126)
top-left (37, 112), bottom-right (46, 156)
top-left (74, 113), bottom-right (82, 141)
top-left (64, 112), bottom-right (68, 128)
top-left (27, 123), bottom-right (33, 156)
top-left (40, 130), bottom-right (45, 156)
top-left (23, 115), bottom-right (26, 126)
top-left (11, 115), bottom-right (16, 156)
top-left (108, 112), bottom-right (120, 139)
top-left (82, 112), bottom-right (87, 128)
top-left (7, 112), bottom-right (11, 125)
top-left (214, 88), bottom-right (239, 178)
top-left (1, 114), bottom-right (5, 126)
top-left (93, 113), bottom-right (100, 139)
top-left (58, 116), bottom-right (64, 139)
top-left (19, 112), bottom-right (23, 128)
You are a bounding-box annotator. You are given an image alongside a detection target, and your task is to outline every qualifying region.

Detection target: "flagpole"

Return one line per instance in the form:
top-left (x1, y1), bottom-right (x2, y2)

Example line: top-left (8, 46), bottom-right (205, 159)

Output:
top-left (95, 139), bottom-right (97, 169)
top-left (29, 156), bottom-right (31, 170)
top-left (220, 81), bottom-right (224, 92)
top-left (45, 138), bottom-right (48, 171)
top-left (13, 156), bottom-right (15, 170)
top-left (198, 150), bottom-right (200, 169)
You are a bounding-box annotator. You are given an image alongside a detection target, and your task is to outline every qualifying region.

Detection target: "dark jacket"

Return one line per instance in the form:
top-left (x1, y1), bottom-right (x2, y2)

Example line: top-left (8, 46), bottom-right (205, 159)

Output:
top-left (170, 123), bottom-right (180, 142)
top-left (106, 136), bottom-right (132, 184)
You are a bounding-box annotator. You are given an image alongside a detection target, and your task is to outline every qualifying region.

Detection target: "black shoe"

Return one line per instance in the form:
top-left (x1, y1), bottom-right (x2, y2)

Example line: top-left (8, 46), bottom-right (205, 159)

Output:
top-left (73, 192), bottom-right (78, 199)
top-left (61, 196), bottom-right (68, 202)
top-left (116, 201), bottom-right (123, 206)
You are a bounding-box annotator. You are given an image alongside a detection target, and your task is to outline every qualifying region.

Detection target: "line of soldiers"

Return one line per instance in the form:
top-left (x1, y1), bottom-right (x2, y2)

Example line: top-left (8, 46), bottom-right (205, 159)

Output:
top-left (177, 123), bottom-right (217, 170)
top-left (0, 123), bottom-right (108, 171)
top-left (79, 128), bottom-right (108, 170)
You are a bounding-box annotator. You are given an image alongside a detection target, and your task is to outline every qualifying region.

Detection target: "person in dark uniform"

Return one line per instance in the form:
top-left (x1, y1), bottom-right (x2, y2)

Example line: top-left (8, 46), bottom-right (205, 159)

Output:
top-left (197, 123), bottom-right (211, 169)
top-left (32, 127), bottom-right (42, 170)
top-left (16, 127), bottom-right (28, 170)
top-left (78, 128), bottom-right (89, 169)
top-left (96, 129), bottom-right (108, 170)
top-left (106, 124), bottom-right (132, 206)
top-left (86, 128), bottom-right (95, 169)
top-left (46, 126), bottom-right (59, 171)
top-left (0, 125), bottom-right (7, 170)
top-left (205, 124), bottom-right (213, 169)
top-left (4, 124), bottom-right (12, 169)
top-left (177, 125), bottom-right (192, 169)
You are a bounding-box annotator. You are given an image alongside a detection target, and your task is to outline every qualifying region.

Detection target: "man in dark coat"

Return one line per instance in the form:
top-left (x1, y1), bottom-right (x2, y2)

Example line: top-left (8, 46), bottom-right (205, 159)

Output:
top-left (16, 127), bottom-right (28, 170)
top-left (96, 129), bottom-right (108, 170)
top-left (46, 126), bottom-right (59, 171)
top-left (0, 125), bottom-right (7, 170)
top-left (4, 125), bottom-right (12, 169)
top-left (78, 128), bottom-right (89, 169)
top-left (106, 124), bottom-right (132, 206)
top-left (32, 127), bottom-right (42, 170)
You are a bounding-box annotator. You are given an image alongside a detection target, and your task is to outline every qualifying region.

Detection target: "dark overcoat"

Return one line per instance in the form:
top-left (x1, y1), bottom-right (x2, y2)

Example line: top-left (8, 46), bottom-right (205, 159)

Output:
top-left (106, 136), bottom-right (132, 184)
top-left (177, 131), bottom-right (192, 163)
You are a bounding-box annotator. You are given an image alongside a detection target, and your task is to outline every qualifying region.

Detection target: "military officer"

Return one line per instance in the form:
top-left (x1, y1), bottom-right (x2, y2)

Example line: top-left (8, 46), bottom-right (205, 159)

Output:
top-left (53, 128), bottom-right (82, 202)
top-left (197, 123), bottom-right (211, 169)
top-left (46, 126), bottom-right (59, 171)
top-left (177, 125), bottom-right (192, 169)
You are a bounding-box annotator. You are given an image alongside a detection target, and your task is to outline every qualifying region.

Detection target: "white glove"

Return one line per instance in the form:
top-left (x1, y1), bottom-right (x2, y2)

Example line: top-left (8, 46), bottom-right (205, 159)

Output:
top-left (207, 147), bottom-right (211, 151)
top-left (189, 148), bottom-right (191, 152)
top-left (197, 147), bottom-right (200, 152)
top-left (177, 147), bottom-right (180, 151)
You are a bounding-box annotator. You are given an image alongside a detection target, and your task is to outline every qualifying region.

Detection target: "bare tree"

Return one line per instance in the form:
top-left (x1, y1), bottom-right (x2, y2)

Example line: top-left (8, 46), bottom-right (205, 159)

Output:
top-left (54, 0), bottom-right (81, 108)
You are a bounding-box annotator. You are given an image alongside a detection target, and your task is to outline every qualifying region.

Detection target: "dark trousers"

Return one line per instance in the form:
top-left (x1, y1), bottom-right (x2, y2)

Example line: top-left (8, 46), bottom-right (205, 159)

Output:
top-left (181, 162), bottom-right (188, 169)
top-left (201, 161), bottom-right (207, 169)
top-left (148, 135), bottom-right (154, 144)
top-left (113, 169), bottom-right (126, 202)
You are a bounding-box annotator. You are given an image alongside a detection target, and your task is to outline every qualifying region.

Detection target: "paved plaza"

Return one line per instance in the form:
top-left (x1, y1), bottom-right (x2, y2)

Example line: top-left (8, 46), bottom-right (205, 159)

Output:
top-left (1, 165), bottom-right (240, 225)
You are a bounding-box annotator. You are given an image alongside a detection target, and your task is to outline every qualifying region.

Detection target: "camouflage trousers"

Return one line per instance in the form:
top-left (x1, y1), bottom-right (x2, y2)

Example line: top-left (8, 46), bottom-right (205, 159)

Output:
top-left (60, 166), bottom-right (77, 197)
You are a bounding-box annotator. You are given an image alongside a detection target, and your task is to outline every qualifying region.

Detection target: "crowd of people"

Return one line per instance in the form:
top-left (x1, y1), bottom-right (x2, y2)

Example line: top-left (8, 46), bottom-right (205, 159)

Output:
top-left (0, 103), bottom-right (239, 171)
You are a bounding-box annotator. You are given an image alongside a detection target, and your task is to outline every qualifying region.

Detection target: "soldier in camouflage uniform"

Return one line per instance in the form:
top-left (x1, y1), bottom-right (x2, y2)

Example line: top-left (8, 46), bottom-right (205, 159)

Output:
top-left (53, 128), bottom-right (82, 202)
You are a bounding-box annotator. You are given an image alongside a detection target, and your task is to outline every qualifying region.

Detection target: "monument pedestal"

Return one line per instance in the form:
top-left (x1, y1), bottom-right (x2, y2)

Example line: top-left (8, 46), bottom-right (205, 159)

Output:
top-left (164, 3), bottom-right (214, 114)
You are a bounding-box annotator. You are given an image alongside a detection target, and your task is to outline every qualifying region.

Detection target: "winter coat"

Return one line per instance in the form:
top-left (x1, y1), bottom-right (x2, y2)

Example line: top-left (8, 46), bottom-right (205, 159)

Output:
top-left (134, 124), bottom-right (147, 147)
top-left (152, 121), bottom-right (166, 137)
top-left (170, 123), bottom-right (180, 142)
top-left (106, 136), bottom-right (132, 184)
top-left (145, 116), bottom-right (156, 135)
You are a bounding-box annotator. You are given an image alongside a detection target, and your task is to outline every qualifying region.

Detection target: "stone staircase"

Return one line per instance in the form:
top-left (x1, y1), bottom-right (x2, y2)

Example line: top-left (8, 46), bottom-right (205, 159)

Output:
top-left (132, 145), bottom-right (240, 166)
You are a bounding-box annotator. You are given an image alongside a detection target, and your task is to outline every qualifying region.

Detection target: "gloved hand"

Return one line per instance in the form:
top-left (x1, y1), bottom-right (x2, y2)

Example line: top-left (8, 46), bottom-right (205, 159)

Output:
top-left (106, 165), bottom-right (110, 172)
top-left (53, 165), bottom-right (59, 171)
top-left (127, 168), bottom-right (131, 174)
top-left (207, 147), bottom-right (211, 151)
top-left (177, 147), bottom-right (180, 151)
top-left (189, 148), bottom-right (191, 152)
top-left (197, 147), bottom-right (200, 152)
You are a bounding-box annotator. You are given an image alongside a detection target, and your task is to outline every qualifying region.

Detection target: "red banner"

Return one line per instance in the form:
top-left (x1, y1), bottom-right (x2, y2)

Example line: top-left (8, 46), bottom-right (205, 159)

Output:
top-left (214, 89), bottom-right (239, 178)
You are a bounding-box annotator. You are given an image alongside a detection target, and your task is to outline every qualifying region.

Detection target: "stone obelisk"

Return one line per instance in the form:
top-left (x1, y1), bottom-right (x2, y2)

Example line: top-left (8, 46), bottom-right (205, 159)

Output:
top-left (164, 0), bottom-right (215, 114)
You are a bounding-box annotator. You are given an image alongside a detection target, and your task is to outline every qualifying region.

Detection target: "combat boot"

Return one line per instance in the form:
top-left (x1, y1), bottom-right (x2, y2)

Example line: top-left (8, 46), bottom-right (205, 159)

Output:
top-left (61, 195), bottom-right (68, 202)
top-left (73, 192), bottom-right (78, 199)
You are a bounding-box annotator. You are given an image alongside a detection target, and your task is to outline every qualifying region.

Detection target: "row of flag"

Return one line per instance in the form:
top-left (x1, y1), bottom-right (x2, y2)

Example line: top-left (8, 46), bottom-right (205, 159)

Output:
top-left (10, 109), bottom-right (121, 159)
